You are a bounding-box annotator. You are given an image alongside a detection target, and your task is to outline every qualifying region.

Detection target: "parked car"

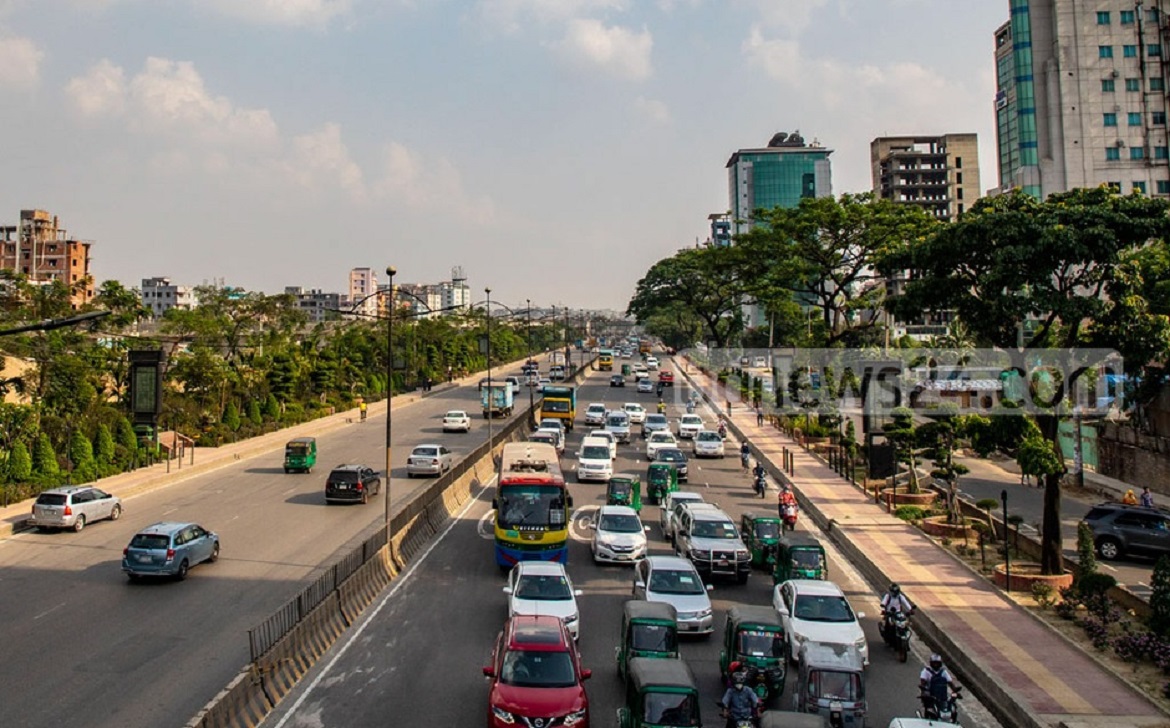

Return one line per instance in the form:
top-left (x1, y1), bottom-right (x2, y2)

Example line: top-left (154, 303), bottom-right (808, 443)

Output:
top-left (1084, 501), bottom-right (1170, 560)
top-left (637, 378), bottom-right (655, 394)
top-left (693, 429), bottom-right (726, 458)
top-left (642, 413), bottom-right (670, 438)
top-left (655, 447), bottom-right (689, 481)
top-left (623, 402), bottom-right (647, 424)
top-left (610, 374), bottom-right (626, 388)
top-left (121, 521), bottom-right (219, 581)
top-left (31, 486), bottom-right (122, 533)
top-left (773, 579), bottom-right (869, 666)
top-left (633, 555), bottom-right (714, 635)
top-left (673, 505), bottom-right (751, 583)
top-left (584, 402), bottom-right (608, 426)
top-left (660, 491), bottom-right (705, 542)
top-left (503, 561), bottom-right (583, 640)
top-left (406, 444), bottom-right (454, 478)
top-left (442, 410), bottom-right (471, 433)
top-left (646, 431), bottom-right (680, 460)
top-left (591, 505), bottom-right (648, 564)
top-left (483, 615), bottom-right (591, 728)
top-left (677, 414), bottom-right (704, 439)
top-left (325, 464), bottom-right (382, 503)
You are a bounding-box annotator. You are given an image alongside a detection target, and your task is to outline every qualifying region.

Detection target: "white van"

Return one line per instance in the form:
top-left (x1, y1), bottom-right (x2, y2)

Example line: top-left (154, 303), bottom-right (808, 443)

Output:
top-left (576, 436), bottom-right (614, 483)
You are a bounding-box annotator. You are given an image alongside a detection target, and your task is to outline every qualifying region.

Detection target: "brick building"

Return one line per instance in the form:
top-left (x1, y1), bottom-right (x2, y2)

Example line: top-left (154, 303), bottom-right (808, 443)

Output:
top-left (0, 209), bottom-right (94, 308)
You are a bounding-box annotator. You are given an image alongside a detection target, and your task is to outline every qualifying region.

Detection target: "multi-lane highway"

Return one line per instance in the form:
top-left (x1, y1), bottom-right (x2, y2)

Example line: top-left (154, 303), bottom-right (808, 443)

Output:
top-left (0, 376), bottom-right (530, 728)
top-left (262, 365), bottom-right (1001, 727)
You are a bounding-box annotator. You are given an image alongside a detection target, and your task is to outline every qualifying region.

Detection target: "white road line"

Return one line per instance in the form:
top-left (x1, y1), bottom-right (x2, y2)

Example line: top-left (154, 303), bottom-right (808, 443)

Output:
top-left (477, 511), bottom-right (496, 540)
top-left (162, 507), bottom-right (178, 516)
top-left (272, 475), bottom-right (498, 728)
top-left (34, 602), bottom-right (66, 621)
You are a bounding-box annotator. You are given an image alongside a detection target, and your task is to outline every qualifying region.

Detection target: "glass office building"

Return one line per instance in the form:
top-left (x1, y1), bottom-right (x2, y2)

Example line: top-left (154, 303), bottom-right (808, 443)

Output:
top-left (727, 134), bottom-right (833, 235)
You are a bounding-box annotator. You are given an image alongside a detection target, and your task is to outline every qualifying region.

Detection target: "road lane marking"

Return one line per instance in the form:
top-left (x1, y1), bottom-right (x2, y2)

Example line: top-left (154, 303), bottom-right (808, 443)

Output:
top-left (162, 508), bottom-right (178, 516)
top-left (570, 506), bottom-right (598, 543)
top-left (34, 602), bottom-right (66, 621)
top-left (272, 475), bottom-right (498, 728)
top-left (477, 511), bottom-right (496, 539)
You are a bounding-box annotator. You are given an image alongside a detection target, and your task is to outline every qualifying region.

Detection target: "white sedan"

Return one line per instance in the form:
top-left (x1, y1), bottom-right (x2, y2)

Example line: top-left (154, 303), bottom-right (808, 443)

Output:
top-left (773, 579), bottom-right (868, 666)
top-left (677, 414), bottom-right (704, 439)
top-left (645, 431), bottom-right (679, 459)
top-left (693, 430), bottom-right (725, 458)
top-left (441, 410), bottom-right (471, 433)
top-left (591, 505), bottom-right (648, 564)
top-left (623, 402), bottom-right (647, 424)
top-left (504, 561), bottom-right (583, 640)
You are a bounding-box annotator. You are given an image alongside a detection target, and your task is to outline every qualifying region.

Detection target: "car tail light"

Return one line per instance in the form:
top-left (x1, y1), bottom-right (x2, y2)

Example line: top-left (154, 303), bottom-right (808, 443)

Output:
top-left (356, 482), bottom-right (364, 491)
top-left (122, 547), bottom-right (128, 556)
top-left (63, 505), bottom-right (72, 516)
top-left (165, 548), bottom-right (175, 562)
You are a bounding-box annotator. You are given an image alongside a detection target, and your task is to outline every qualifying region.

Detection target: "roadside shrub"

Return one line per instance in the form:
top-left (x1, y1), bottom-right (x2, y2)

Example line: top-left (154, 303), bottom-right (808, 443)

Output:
top-left (1113, 629), bottom-right (1158, 663)
top-left (1075, 522), bottom-right (1098, 585)
top-left (1055, 586), bottom-right (1080, 620)
top-left (1080, 616), bottom-right (1111, 650)
top-left (1150, 556), bottom-right (1170, 638)
top-left (1083, 592), bottom-right (1122, 622)
top-left (1032, 582), bottom-right (1056, 610)
top-left (894, 505), bottom-right (925, 522)
top-left (1153, 638), bottom-right (1170, 673)
top-left (1078, 573), bottom-right (1118, 598)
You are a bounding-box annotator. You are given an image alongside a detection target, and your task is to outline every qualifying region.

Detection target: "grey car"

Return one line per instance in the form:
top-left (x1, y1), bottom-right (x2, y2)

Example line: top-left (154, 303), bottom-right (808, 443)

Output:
top-left (406, 444), bottom-right (454, 477)
top-left (605, 411), bottom-right (632, 444)
top-left (1084, 502), bottom-right (1170, 560)
top-left (633, 555), bottom-right (714, 635)
top-left (121, 522), bottom-right (219, 581)
top-left (31, 486), bottom-right (123, 532)
top-left (642, 413), bottom-right (670, 438)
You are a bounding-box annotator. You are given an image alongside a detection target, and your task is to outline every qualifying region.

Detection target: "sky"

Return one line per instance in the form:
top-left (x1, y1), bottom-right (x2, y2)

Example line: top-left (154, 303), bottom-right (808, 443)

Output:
top-left (0, 0), bottom-right (1008, 313)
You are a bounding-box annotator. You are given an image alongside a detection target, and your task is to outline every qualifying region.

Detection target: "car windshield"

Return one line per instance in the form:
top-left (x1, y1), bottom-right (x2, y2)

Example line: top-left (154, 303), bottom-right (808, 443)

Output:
top-left (682, 416), bottom-right (701, 425)
top-left (544, 401), bottom-right (570, 413)
top-left (648, 568), bottom-right (706, 595)
top-left (286, 443), bottom-right (310, 454)
top-left (792, 550), bottom-right (826, 569)
top-left (794, 594), bottom-right (855, 623)
top-left (697, 432), bottom-right (720, 442)
top-left (515, 574), bottom-right (572, 600)
top-left (644, 691), bottom-right (699, 725)
top-left (809, 670), bottom-right (861, 701)
top-left (755, 521), bottom-right (781, 539)
top-left (600, 513), bottom-right (642, 533)
top-left (129, 533), bottom-right (171, 550)
top-left (631, 622), bottom-right (677, 653)
top-left (588, 406), bottom-right (606, 414)
top-left (499, 649), bottom-right (577, 688)
top-left (582, 446), bottom-right (609, 460)
top-left (607, 415), bottom-right (629, 427)
top-left (646, 415), bottom-right (667, 426)
top-left (412, 447), bottom-right (438, 457)
top-left (738, 629), bottom-right (784, 658)
top-left (497, 486), bottom-right (567, 529)
top-left (692, 520), bottom-right (738, 539)
top-left (659, 450), bottom-right (686, 462)
top-left (626, 405), bottom-right (643, 412)
top-left (530, 434), bottom-right (555, 445)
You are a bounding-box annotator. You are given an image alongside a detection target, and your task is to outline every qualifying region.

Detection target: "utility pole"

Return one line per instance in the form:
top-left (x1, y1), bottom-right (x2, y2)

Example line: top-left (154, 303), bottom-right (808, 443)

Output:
top-left (526, 298), bottom-right (535, 428)
top-left (486, 287), bottom-right (494, 457)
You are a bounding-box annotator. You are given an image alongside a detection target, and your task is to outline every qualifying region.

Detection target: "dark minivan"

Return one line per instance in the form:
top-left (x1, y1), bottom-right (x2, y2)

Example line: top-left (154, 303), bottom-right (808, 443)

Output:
top-left (325, 464), bottom-right (382, 504)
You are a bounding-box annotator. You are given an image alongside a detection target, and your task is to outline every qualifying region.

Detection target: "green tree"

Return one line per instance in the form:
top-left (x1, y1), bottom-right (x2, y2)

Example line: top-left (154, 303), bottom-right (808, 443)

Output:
top-left (627, 245), bottom-right (748, 348)
top-left (93, 424), bottom-right (115, 473)
top-left (31, 433), bottom-right (59, 479)
top-left (882, 187), bottom-right (1170, 574)
top-left (247, 400), bottom-right (262, 426)
top-left (222, 402), bottom-right (241, 431)
top-left (9, 441), bottom-right (31, 482)
top-left (263, 393), bottom-right (280, 421)
top-left (68, 430), bottom-right (96, 483)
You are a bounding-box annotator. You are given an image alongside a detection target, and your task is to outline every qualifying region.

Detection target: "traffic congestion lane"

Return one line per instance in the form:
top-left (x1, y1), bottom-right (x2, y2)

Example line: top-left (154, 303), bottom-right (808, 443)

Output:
top-left (0, 369), bottom-right (530, 728)
top-left (264, 370), bottom-right (1000, 728)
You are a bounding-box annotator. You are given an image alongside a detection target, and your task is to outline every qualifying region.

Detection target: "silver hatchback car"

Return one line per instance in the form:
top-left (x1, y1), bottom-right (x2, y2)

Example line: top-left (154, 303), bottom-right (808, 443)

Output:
top-left (31, 486), bottom-right (123, 532)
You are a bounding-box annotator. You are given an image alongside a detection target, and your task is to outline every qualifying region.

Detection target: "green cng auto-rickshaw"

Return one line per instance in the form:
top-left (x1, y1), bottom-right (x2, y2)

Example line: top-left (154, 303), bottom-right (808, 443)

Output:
top-left (646, 462), bottom-right (678, 505)
top-left (283, 437), bottom-right (317, 473)
top-left (618, 657), bottom-right (702, 728)
top-left (608, 473), bottom-right (643, 512)
top-left (741, 513), bottom-right (783, 570)
top-left (773, 534), bottom-right (828, 585)
top-left (792, 642), bottom-right (866, 727)
top-left (720, 605), bottom-right (787, 704)
top-left (616, 600), bottom-right (680, 682)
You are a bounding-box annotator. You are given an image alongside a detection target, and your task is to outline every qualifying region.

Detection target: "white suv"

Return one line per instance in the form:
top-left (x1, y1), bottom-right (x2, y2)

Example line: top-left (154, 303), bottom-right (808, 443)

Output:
top-left (576, 438), bottom-right (614, 483)
top-left (584, 403), bottom-right (607, 426)
top-left (660, 491), bottom-right (704, 540)
top-left (773, 579), bottom-right (868, 666)
top-left (677, 414), bottom-right (704, 439)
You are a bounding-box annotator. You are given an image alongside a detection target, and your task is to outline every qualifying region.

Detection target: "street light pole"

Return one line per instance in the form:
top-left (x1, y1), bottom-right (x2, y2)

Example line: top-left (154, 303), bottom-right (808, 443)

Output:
top-left (564, 306), bottom-right (571, 373)
top-left (486, 287), bottom-right (494, 458)
top-left (384, 266), bottom-right (396, 533)
top-left (527, 298), bottom-right (535, 428)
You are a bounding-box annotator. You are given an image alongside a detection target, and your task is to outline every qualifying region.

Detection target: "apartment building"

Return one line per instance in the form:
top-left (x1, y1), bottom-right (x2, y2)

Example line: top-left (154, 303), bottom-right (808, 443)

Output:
top-left (285, 287), bottom-right (341, 324)
top-left (0, 209), bottom-right (94, 308)
top-left (141, 277), bottom-right (196, 318)
top-left (348, 267), bottom-right (379, 319)
top-left (871, 134), bottom-right (980, 221)
top-left (995, 1), bottom-right (1170, 198)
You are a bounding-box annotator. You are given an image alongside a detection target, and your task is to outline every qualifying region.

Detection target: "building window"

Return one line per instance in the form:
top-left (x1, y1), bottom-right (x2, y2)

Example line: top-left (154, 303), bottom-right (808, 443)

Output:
top-left (1150, 44), bottom-right (1163, 57)
top-left (1121, 10), bottom-right (1136, 24)
top-left (1135, 181), bottom-right (1148, 194)
top-left (1105, 113), bottom-right (1119, 126)
top-left (1103, 78), bottom-right (1116, 92)
top-left (1156, 111), bottom-right (1168, 125)
top-left (1098, 11), bottom-right (1111, 24)
top-left (955, 157), bottom-right (962, 169)
top-left (1108, 181), bottom-right (1122, 191)
top-left (1157, 147), bottom-right (1169, 159)
top-left (1124, 45), bottom-right (1138, 58)
top-left (956, 172), bottom-right (963, 184)
top-left (1158, 180), bottom-right (1170, 194)
top-left (1154, 78), bottom-right (1166, 91)
top-left (1130, 112), bottom-right (1143, 125)
top-left (1127, 78), bottom-right (1141, 91)
top-left (1132, 147), bottom-right (1146, 160)
top-left (1150, 8), bottom-right (1160, 23)
top-left (1100, 46), bottom-right (1115, 58)
top-left (1107, 147), bottom-right (1122, 160)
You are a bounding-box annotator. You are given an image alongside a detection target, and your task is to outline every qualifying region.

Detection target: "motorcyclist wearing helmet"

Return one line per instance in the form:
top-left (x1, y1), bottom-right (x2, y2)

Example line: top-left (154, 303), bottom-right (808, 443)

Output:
top-left (919, 653), bottom-right (955, 710)
top-left (657, 398), bottom-right (666, 414)
top-left (720, 670), bottom-right (760, 727)
top-left (881, 583), bottom-right (914, 615)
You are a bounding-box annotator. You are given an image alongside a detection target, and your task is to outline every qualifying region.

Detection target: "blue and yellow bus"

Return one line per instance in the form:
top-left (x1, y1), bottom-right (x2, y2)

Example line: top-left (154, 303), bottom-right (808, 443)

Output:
top-left (492, 442), bottom-right (573, 568)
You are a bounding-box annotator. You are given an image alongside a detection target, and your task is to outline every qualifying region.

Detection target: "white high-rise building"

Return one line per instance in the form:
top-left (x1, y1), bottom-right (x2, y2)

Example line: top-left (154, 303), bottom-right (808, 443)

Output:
top-left (349, 267), bottom-right (378, 319)
top-left (140, 277), bottom-right (195, 318)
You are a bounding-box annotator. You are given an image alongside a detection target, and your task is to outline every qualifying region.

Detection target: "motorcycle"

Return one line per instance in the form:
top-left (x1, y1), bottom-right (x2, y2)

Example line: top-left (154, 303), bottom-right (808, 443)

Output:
top-left (718, 422), bottom-right (728, 439)
top-left (879, 608), bottom-right (912, 662)
top-left (753, 473), bottom-right (767, 498)
top-left (714, 700), bottom-right (757, 728)
top-left (919, 685), bottom-right (963, 724)
top-left (779, 501), bottom-right (798, 531)
top-left (686, 400), bottom-right (696, 414)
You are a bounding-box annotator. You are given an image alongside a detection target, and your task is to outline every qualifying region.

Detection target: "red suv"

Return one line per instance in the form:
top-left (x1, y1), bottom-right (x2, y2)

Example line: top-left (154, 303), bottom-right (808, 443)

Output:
top-left (658, 370), bottom-right (674, 386)
top-left (483, 615), bottom-right (591, 727)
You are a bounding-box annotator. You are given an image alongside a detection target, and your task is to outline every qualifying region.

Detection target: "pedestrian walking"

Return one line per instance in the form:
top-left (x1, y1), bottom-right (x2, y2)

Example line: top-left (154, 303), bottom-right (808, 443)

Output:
top-left (726, 399), bottom-right (732, 417)
top-left (1020, 471), bottom-right (1031, 487)
top-left (359, 400), bottom-right (368, 422)
top-left (756, 406), bottom-right (764, 427)
top-left (1142, 486), bottom-right (1156, 508)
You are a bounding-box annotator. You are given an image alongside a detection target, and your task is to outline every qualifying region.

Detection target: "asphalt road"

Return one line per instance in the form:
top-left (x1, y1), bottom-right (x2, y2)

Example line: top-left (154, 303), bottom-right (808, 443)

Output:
top-left (262, 367), bottom-right (1001, 728)
top-left (0, 373), bottom-right (530, 728)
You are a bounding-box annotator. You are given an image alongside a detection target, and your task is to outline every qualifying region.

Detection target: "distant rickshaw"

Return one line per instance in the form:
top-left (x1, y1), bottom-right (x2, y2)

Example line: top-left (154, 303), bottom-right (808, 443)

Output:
top-left (616, 600), bottom-right (680, 682)
top-left (618, 657), bottom-right (702, 728)
top-left (772, 534), bottom-right (828, 585)
top-left (608, 473), bottom-right (643, 512)
top-left (646, 462), bottom-right (678, 505)
top-left (741, 513), bottom-right (783, 570)
top-left (283, 437), bottom-right (317, 473)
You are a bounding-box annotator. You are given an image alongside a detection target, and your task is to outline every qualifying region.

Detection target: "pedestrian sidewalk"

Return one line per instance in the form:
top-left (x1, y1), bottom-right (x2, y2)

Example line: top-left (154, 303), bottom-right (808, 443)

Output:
top-left (679, 359), bottom-right (1166, 728)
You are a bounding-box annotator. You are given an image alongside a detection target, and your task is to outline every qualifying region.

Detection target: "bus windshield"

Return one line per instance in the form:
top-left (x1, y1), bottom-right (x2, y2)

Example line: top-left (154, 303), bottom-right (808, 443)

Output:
top-left (497, 485), bottom-right (567, 529)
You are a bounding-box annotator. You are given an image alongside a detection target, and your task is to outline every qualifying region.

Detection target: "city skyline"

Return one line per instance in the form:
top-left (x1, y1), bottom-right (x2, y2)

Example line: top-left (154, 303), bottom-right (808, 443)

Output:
top-left (0, 1), bottom-right (1005, 309)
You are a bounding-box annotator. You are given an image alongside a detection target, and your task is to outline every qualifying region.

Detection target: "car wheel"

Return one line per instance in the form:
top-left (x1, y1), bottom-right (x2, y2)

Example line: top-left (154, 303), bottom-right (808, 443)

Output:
top-left (72, 515), bottom-right (86, 533)
top-left (109, 504), bottom-right (123, 521)
top-left (284, 467), bottom-right (290, 473)
top-left (1097, 537), bottom-right (1122, 560)
top-left (361, 490), bottom-right (369, 505)
top-left (737, 571), bottom-right (750, 585)
top-left (127, 573), bottom-right (139, 583)
top-left (209, 542), bottom-right (220, 563)
top-left (176, 559), bottom-right (189, 580)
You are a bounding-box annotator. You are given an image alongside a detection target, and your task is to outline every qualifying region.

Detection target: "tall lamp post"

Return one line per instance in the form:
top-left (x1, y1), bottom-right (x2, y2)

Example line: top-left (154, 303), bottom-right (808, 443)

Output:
top-left (384, 266), bottom-right (397, 532)
top-left (486, 287), bottom-right (494, 457)
top-left (526, 298), bottom-right (535, 428)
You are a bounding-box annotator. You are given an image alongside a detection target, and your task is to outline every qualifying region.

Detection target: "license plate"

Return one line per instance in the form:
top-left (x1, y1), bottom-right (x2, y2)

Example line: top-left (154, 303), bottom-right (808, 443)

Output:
top-left (336, 484), bottom-right (349, 490)
top-left (682, 624), bottom-right (697, 631)
top-left (615, 554), bottom-right (629, 560)
top-left (718, 559), bottom-right (730, 567)
top-left (136, 554), bottom-right (152, 563)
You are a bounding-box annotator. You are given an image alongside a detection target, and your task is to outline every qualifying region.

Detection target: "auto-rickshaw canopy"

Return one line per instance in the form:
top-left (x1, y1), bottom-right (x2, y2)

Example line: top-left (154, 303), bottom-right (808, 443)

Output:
top-left (773, 533), bottom-right (828, 584)
top-left (608, 473), bottom-right (642, 512)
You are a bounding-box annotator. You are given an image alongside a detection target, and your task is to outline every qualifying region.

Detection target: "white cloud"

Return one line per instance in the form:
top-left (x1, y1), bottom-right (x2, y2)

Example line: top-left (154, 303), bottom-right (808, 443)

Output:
top-left (201, 0), bottom-right (351, 27)
top-left (633, 96), bottom-right (671, 125)
top-left (65, 58), bottom-right (125, 117)
top-left (746, 0), bottom-right (828, 35)
top-left (474, 0), bottom-right (625, 33)
top-left (373, 142), bottom-right (496, 223)
top-left (284, 123), bottom-right (366, 199)
top-left (0, 35), bottom-right (44, 90)
top-left (555, 18), bottom-right (652, 81)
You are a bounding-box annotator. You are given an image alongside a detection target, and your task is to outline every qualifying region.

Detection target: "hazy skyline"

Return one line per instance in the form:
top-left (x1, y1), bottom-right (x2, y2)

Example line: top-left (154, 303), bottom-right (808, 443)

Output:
top-left (0, 1), bottom-right (1007, 311)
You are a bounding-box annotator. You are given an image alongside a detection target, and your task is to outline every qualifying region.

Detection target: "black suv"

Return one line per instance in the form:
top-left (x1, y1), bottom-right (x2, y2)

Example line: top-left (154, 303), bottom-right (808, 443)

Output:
top-left (1083, 501), bottom-right (1170, 560)
top-left (325, 465), bottom-right (381, 504)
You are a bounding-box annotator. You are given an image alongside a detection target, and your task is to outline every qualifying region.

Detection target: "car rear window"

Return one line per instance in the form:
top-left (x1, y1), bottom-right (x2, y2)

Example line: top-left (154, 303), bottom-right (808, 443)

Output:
top-left (35, 493), bottom-right (67, 506)
top-left (1084, 507), bottom-right (1113, 522)
top-left (129, 534), bottom-right (171, 550)
top-left (330, 470), bottom-right (360, 483)
top-left (413, 447), bottom-right (439, 457)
